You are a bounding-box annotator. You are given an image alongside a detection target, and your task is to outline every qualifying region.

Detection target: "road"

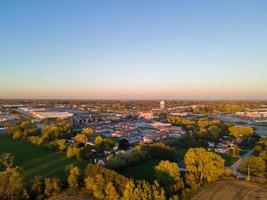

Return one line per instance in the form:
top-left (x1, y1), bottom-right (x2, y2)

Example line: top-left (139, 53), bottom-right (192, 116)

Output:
top-left (230, 149), bottom-right (254, 177)
top-left (229, 149), bottom-right (266, 183)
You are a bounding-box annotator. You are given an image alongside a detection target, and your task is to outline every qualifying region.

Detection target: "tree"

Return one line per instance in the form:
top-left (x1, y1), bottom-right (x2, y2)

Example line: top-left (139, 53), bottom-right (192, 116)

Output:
top-left (41, 123), bottom-right (72, 142)
top-left (66, 165), bottom-right (80, 191)
top-left (122, 180), bottom-right (165, 200)
top-left (95, 136), bottom-right (103, 146)
top-left (0, 167), bottom-right (24, 200)
top-left (108, 155), bottom-right (126, 170)
top-left (143, 143), bottom-right (178, 161)
top-left (66, 146), bottom-right (79, 159)
top-left (0, 153), bottom-right (14, 168)
top-left (82, 128), bottom-right (94, 136)
top-left (119, 138), bottom-right (130, 150)
top-left (105, 182), bottom-right (119, 200)
top-left (231, 145), bottom-right (240, 156)
top-left (229, 126), bottom-right (253, 138)
top-left (95, 136), bottom-right (116, 151)
top-left (155, 160), bottom-right (181, 185)
top-left (74, 134), bottom-right (87, 145)
top-left (238, 156), bottom-right (266, 178)
top-left (84, 164), bottom-right (129, 197)
top-left (55, 139), bottom-right (67, 151)
top-left (31, 175), bottom-right (43, 199)
top-left (155, 161), bottom-right (184, 196)
top-left (208, 126), bottom-right (221, 139)
top-left (85, 174), bottom-right (105, 199)
top-left (44, 177), bottom-right (61, 197)
top-left (255, 137), bottom-right (267, 161)
top-left (184, 148), bottom-right (225, 188)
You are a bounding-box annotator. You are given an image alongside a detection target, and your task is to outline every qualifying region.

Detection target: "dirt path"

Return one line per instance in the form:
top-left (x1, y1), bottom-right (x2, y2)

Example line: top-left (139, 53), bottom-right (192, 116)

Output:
top-left (191, 178), bottom-right (267, 200)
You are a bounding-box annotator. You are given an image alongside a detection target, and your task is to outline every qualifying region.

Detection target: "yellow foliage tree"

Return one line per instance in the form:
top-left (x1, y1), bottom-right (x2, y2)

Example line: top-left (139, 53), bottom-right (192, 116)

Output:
top-left (184, 148), bottom-right (225, 188)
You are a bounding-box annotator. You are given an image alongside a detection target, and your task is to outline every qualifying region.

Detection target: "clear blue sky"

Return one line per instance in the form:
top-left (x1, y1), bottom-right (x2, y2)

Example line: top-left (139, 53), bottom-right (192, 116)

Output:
top-left (0, 0), bottom-right (267, 100)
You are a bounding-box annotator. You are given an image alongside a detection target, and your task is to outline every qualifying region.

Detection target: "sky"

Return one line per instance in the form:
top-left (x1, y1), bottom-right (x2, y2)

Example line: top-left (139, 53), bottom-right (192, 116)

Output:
top-left (0, 0), bottom-right (267, 100)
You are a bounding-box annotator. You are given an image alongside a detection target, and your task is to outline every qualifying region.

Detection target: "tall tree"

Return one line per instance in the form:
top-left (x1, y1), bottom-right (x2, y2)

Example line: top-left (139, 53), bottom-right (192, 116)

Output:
top-left (31, 175), bottom-right (43, 199)
top-left (155, 161), bottom-right (184, 197)
top-left (184, 148), bottom-right (225, 189)
top-left (66, 165), bottom-right (80, 191)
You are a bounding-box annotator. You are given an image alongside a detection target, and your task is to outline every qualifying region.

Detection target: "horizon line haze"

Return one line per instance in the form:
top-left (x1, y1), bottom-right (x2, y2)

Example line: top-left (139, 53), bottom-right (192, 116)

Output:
top-left (1, 0), bottom-right (267, 100)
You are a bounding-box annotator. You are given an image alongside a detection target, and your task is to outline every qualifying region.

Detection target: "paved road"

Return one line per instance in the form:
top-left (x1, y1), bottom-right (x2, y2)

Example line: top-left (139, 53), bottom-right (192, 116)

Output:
top-left (230, 149), bottom-right (254, 177)
top-left (229, 149), bottom-right (266, 183)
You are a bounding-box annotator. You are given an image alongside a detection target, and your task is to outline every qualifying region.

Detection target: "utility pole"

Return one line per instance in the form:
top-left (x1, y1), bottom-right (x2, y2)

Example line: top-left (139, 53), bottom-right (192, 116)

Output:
top-left (246, 165), bottom-right (250, 181)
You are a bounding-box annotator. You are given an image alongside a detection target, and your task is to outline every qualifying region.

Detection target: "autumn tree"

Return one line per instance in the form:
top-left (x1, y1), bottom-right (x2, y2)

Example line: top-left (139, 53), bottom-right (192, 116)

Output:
top-left (84, 164), bottom-right (129, 198)
top-left (0, 166), bottom-right (24, 200)
top-left (31, 175), bottom-right (44, 199)
top-left (105, 182), bottom-right (119, 200)
top-left (184, 148), bottom-right (225, 189)
top-left (41, 123), bottom-right (72, 142)
top-left (238, 156), bottom-right (266, 178)
top-left (255, 137), bottom-right (267, 161)
top-left (82, 128), bottom-right (94, 136)
top-left (44, 177), bottom-right (61, 197)
top-left (85, 174), bottom-right (105, 199)
top-left (66, 165), bottom-right (80, 191)
top-left (155, 161), bottom-right (184, 197)
top-left (66, 146), bottom-right (79, 159)
top-left (229, 126), bottom-right (253, 138)
top-left (0, 153), bottom-right (14, 168)
top-left (95, 136), bottom-right (116, 151)
top-left (122, 180), bottom-right (165, 200)
top-left (74, 133), bottom-right (87, 145)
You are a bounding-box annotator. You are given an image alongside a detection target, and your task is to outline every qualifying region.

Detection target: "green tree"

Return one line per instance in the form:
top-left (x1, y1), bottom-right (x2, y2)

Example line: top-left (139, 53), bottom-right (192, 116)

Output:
top-left (208, 126), bottom-right (221, 139)
top-left (184, 148), bottom-right (225, 188)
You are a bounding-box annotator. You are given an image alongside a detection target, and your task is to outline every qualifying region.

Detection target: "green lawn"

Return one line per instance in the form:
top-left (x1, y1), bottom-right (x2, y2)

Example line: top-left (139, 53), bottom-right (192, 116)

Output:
top-left (0, 135), bottom-right (88, 186)
top-left (120, 159), bottom-right (159, 183)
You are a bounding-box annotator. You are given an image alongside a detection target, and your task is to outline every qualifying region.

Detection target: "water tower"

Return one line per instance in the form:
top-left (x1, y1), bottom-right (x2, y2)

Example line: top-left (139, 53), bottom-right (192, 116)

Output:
top-left (160, 100), bottom-right (165, 110)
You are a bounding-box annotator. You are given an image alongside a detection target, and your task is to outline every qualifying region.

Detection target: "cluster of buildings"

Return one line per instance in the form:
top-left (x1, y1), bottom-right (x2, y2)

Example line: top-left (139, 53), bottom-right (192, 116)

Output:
top-left (90, 120), bottom-right (185, 144)
top-left (208, 137), bottom-right (236, 154)
top-left (213, 112), bottom-right (267, 125)
top-left (236, 109), bottom-right (267, 118)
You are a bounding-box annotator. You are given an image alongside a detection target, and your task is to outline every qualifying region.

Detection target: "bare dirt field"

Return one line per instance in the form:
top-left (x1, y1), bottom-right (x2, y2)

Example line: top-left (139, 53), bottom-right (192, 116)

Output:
top-left (191, 178), bottom-right (267, 200)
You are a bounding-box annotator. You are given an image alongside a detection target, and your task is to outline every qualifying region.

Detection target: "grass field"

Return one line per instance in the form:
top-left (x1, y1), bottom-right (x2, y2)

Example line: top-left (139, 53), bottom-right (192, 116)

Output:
top-left (191, 178), bottom-right (267, 200)
top-left (0, 135), bottom-right (87, 185)
top-left (120, 159), bottom-right (159, 183)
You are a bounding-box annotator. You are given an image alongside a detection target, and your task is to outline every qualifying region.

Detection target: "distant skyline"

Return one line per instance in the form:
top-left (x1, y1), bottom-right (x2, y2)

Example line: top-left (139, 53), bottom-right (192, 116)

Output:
top-left (1, 1), bottom-right (267, 100)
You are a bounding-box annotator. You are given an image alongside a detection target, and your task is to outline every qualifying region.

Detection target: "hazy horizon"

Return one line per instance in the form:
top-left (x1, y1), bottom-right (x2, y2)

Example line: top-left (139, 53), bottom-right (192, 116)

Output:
top-left (1, 1), bottom-right (267, 100)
